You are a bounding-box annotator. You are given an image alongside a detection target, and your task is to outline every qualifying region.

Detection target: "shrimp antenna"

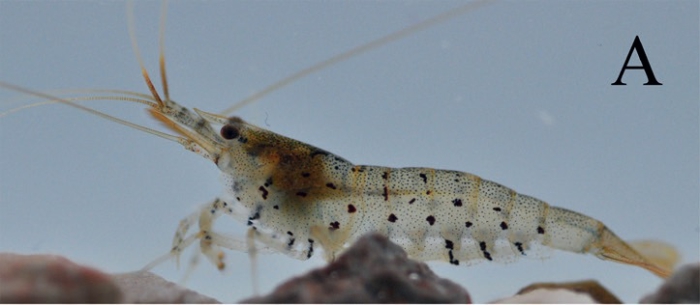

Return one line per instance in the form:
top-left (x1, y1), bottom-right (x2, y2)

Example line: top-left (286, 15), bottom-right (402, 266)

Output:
top-left (0, 88), bottom-right (159, 118)
top-left (0, 81), bottom-right (183, 145)
top-left (219, 0), bottom-right (494, 115)
top-left (127, 0), bottom-right (165, 108)
top-left (159, 0), bottom-right (170, 101)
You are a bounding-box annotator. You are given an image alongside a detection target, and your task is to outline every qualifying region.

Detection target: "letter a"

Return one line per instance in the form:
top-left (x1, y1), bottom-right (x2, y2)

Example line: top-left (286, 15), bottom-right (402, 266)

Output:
top-left (611, 36), bottom-right (662, 86)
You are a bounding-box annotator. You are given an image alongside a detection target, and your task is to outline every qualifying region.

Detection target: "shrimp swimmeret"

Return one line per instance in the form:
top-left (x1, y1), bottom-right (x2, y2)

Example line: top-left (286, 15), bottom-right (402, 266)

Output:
top-left (0, 0), bottom-right (685, 299)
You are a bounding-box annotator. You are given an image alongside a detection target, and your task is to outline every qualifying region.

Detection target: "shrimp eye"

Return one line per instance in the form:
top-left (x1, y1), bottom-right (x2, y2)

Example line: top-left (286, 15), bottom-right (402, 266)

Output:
top-left (220, 124), bottom-right (239, 140)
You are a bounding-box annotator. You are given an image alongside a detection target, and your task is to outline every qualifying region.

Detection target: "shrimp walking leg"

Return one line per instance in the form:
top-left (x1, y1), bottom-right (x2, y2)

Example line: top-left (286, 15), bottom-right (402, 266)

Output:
top-left (246, 228), bottom-right (259, 295)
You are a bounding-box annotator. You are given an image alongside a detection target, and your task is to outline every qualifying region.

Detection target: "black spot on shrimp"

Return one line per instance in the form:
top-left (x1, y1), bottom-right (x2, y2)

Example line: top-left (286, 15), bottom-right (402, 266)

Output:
top-left (249, 213), bottom-right (260, 221)
top-left (329, 221), bottom-right (340, 230)
top-left (479, 241), bottom-right (493, 261)
top-left (258, 186), bottom-right (269, 200)
top-left (388, 214), bottom-right (398, 223)
top-left (307, 239), bottom-right (314, 259)
top-left (448, 250), bottom-right (459, 265)
top-left (247, 206), bottom-right (262, 226)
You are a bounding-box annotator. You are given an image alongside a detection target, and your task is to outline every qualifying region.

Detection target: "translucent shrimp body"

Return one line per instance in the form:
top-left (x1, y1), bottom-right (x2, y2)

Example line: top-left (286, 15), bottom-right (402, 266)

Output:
top-left (145, 102), bottom-right (674, 278)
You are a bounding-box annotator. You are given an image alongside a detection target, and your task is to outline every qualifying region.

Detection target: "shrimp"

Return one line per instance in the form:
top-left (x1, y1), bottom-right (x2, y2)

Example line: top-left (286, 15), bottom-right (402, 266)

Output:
top-left (1, 1), bottom-right (693, 302)
top-left (141, 100), bottom-right (679, 279)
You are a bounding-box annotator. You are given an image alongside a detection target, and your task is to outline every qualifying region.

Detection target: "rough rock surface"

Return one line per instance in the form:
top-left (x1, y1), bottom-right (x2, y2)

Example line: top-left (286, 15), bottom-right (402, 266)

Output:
top-left (241, 233), bottom-right (471, 303)
top-left (640, 263), bottom-right (700, 304)
top-left (112, 271), bottom-right (220, 303)
top-left (514, 280), bottom-right (621, 304)
top-left (0, 253), bottom-right (121, 303)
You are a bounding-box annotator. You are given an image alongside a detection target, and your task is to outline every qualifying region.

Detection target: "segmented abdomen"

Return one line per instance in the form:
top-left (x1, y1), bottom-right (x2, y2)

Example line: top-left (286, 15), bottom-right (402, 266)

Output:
top-left (229, 134), bottom-right (603, 265)
top-left (328, 165), bottom-right (602, 265)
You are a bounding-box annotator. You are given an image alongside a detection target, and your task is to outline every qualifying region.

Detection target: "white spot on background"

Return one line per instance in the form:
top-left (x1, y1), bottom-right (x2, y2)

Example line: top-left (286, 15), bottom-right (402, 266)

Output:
top-left (538, 110), bottom-right (555, 126)
top-left (440, 39), bottom-right (452, 49)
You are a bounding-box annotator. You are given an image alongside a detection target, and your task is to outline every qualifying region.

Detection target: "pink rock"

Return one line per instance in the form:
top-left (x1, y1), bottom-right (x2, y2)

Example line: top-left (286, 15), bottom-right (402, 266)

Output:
top-left (0, 253), bottom-right (121, 303)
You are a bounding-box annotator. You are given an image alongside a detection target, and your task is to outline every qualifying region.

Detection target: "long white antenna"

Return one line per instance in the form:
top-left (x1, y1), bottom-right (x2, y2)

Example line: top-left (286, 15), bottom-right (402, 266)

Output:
top-left (0, 81), bottom-right (183, 144)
